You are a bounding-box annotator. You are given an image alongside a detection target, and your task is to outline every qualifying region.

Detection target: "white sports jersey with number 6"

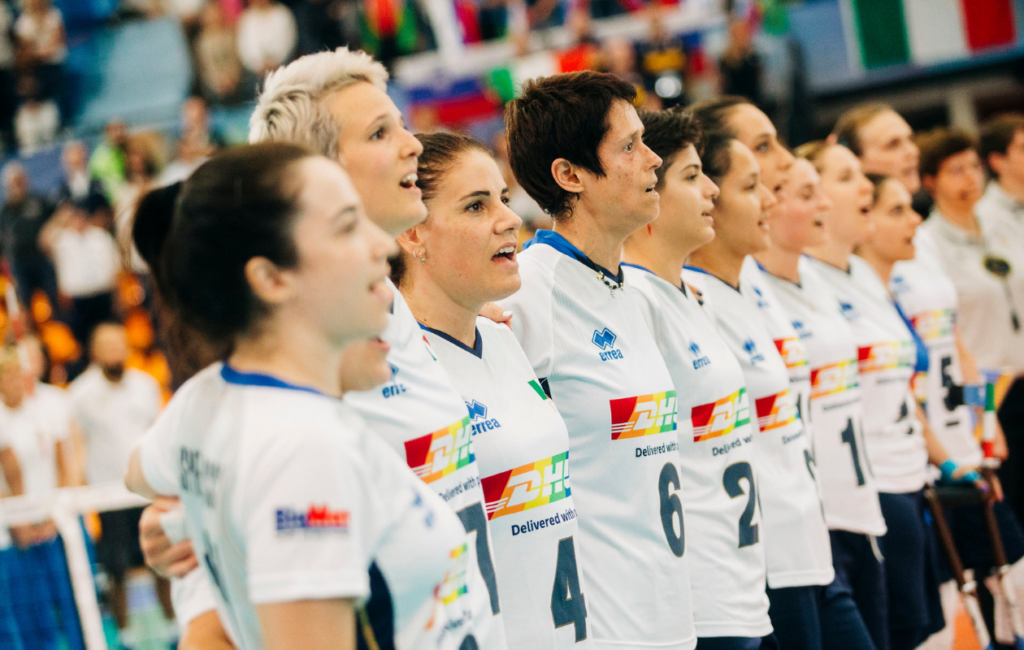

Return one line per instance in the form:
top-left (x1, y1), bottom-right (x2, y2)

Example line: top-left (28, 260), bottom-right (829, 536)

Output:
top-left (763, 259), bottom-right (887, 536)
top-left (808, 256), bottom-right (927, 495)
top-left (139, 364), bottom-right (466, 650)
top-left (498, 231), bottom-right (696, 650)
top-left (345, 281), bottom-right (506, 649)
top-left (626, 264), bottom-right (770, 639)
top-left (422, 318), bottom-right (593, 650)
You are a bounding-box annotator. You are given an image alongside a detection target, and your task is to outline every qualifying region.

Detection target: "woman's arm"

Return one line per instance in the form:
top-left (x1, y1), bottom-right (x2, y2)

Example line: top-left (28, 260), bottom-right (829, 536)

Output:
top-left (125, 447), bottom-right (159, 499)
top-left (0, 447), bottom-right (22, 496)
top-left (257, 599), bottom-right (356, 650)
top-left (179, 610), bottom-right (236, 650)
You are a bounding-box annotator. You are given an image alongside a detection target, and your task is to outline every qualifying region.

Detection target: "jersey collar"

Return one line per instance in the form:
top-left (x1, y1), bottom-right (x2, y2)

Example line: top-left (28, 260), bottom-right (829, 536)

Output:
top-left (220, 363), bottom-right (327, 396)
top-left (621, 262), bottom-right (687, 297)
top-left (684, 264), bottom-right (742, 293)
top-left (419, 323), bottom-right (483, 359)
top-left (524, 229), bottom-right (624, 286)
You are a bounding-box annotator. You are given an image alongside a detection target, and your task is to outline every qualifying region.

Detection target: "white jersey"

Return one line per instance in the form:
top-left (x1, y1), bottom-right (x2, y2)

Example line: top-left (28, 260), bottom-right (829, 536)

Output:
top-left (892, 234), bottom-right (981, 467)
top-left (0, 393), bottom-right (69, 499)
top-left (344, 280), bottom-right (504, 649)
top-left (625, 264), bottom-right (770, 638)
top-left (139, 363), bottom-right (466, 650)
top-left (422, 318), bottom-right (593, 649)
top-left (763, 259), bottom-right (887, 536)
top-left (498, 231), bottom-right (695, 650)
top-left (808, 256), bottom-right (928, 494)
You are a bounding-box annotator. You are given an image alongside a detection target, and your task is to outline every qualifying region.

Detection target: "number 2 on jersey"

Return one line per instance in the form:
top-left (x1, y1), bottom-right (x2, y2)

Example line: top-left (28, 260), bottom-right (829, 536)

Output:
top-left (723, 462), bottom-right (759, 548)
top-left (551, 536), bottom-right (588, 641)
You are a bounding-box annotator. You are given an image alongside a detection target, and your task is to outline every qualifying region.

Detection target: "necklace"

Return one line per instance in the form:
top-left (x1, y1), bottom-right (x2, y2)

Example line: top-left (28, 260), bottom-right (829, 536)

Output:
top-left (596, 269), bottom-right (623, 297)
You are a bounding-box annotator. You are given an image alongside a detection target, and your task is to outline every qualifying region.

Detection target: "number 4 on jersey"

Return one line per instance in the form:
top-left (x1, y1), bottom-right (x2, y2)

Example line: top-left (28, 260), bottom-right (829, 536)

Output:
top-left (551, 536), bottom-right (587, 641)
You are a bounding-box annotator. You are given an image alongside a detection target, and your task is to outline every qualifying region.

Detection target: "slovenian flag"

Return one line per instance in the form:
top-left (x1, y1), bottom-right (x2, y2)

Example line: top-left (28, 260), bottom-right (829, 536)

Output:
top-left (844, 0), bottom-right (1017, 69)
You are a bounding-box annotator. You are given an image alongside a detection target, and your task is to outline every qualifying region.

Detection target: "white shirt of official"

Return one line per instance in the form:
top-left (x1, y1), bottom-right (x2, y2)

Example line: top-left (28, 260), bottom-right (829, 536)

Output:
top-left (499, 231), bottom-right (696, 650)
top-left (627, 264), bottom-right (770, 638)
top-left (53, 226), bottom-right (119, 298)
top-left (892, 231), bottom-right (981, 467)
top-left (0, 391), bottom-right (69, 498)
top-left (808, 256), bottom-right (927, 495)
top-left (71, 366), bottom-right (161, 486)
top-left (921, 210), bottom-right (1024, 376)
top-left (423, 318), bottom-right (593, 649)
top-left (140, 363), bottom-right (466, 650)
top-left (764, 259), bottom-right (887, 536)
top-left (344, 280), bottom-right (505, 650)
top-left (977, 180), bottom-right (1024, 236)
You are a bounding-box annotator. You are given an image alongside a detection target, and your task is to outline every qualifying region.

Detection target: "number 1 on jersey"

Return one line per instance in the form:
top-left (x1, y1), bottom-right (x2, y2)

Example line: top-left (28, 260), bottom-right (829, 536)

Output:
top-left (551, 536), bottom-right (587, 641)
top-left (841, 418), bottom-right (866, 486)
top-left (457, 502), bottom-right (501, 614)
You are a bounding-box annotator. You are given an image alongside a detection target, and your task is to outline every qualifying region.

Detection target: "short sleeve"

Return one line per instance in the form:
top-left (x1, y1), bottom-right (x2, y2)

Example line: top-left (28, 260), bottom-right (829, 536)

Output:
top-left (171, 569), bottom-right (220, 631)
top-left (497, 254), bottom-right (555, 379)
top-left (139, 407), bottom-right (182, 496)
top-left (239, 422), bottom-right (373, 605)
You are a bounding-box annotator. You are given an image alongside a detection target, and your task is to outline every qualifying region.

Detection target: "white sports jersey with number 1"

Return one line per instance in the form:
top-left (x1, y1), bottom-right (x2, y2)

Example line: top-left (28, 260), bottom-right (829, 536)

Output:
top-left (891, 232), bottom-right (981, 467)
top-left (687, 265), bottom-right (833, 592)
top-left (345, 280), bottom-right (506, 650)
top-left (808, 256), bottom-right (927, 495)
top-left (763, 259), bottom-right (887, 536)
top-left (422, 318), bottom-right (593, 650)
top-left (498, 231), bottom-right (696, 650)
top-left (625, 264), bottom-right (770, 639)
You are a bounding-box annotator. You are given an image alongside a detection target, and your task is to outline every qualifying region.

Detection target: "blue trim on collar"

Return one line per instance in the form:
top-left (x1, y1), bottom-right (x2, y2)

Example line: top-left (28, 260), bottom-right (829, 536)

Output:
top-left (622, 262), bottom-right (687, 296)
top-left (525, 230), bottom-right (623, 284)
top-left (684, 264), bottom-right (742, 293)
top-left (220, 364), bottom-right (326, 396)
top-left (419, 323), bottom-right (483, 359)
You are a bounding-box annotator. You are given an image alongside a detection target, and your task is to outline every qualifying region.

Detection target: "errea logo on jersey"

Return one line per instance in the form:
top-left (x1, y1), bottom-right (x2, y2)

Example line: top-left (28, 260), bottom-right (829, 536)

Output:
top-left (755, 389), bottom-right (799, 431)
top-left (773, 337), bottom-right (809, 369)
top-left (691, 387), bottom-right (751, 442)
top-left (404, 416), bottom-right (475, 484)
top-left (382, 363), bottom-right (408, 399)
top-left (857, 342), bottom-right (914, 374)
top-left (275, 505), bottom-right (350, 533)
top-left (689, 341), bottom-right (711, 369)
top-left (752, 285), bottom-right (770, 308)
top-left (743, 338), bottom-right (765, 364)
top-left (592, 327), bottom-right (624, 361)
top-left (481, 451), bottom-right (571, 520)
top-left (839, 302), bottom-right (859, 322)
top-left (466, 399), bottom-right (502, 435)
top-left (610, 391), bottom-right (677, 439)
top-left (810, 359), bottom-right (858, 398)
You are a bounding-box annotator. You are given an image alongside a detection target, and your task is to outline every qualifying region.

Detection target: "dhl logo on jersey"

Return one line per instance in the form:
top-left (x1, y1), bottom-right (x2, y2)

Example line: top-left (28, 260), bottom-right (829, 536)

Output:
top-left (774, 337), bottom-right (809, 370)
top-left (755, 390), bottom-right (799, 432)
top-left (810, 359), bottom-right (858, 398)
top-left (609, 391), bottom-right (677, 440)
top-left (404, 416), bottom-right (474, 484)
top-left (438, 543), bottom-right (469, 605)
top-left (481, 451), bottom-right (570, 520)
top-left (857, 342), bottom-right (914, 374)
top-left (910, 309), bottom-right (955, 342)
top-left (691, 387), bottom-right (751, 442)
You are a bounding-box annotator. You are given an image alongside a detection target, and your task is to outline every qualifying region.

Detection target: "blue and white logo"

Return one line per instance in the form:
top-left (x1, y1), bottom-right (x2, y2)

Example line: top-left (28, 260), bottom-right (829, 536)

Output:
top-left (466, 399), bottom-right (501, 434)
top-left (743, 338), bottom-right (765, 364)
top-left (382, 363), bottom-right (407, 399)
top-left (792, 320), bottom-right (811, 340)
top-left (752, 286), bottom-right (769, 308)
top-left (839, 302), bottom-right (859, 322)
top-left (592, 328), bottom-right (617, 350)
top-left (689, 341), bottom-right (711, 369)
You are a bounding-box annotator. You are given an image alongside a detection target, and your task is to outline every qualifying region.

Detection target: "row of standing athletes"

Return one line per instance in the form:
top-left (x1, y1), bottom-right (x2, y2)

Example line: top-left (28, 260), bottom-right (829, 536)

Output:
top-left (115, 47), bottom-right (1024, 650)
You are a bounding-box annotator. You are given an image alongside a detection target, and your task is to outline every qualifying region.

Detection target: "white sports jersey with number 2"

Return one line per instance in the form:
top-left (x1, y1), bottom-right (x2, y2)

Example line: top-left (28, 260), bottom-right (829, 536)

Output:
top-left (422, 318), bottom-right (593, 650)
top-left (139, 363), bottom-right (465, 650)
top-left (764, 259), bottom-right (887, 536)
top-left (627, 264), bottom-right (770, 639)
top-left (499, 231), bottom-right (695, 650)
top-left (345, 281), bottom-right (506, 649)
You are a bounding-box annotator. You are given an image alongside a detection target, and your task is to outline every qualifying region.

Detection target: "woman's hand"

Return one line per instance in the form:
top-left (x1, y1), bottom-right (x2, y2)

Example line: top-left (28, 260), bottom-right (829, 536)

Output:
top-left (139, 498), bottom-right (199, 579)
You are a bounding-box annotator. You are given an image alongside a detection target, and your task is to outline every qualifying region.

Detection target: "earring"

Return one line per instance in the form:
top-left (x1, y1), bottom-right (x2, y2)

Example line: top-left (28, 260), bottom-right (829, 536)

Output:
top-left (418, 252), bottom-right (426, 264)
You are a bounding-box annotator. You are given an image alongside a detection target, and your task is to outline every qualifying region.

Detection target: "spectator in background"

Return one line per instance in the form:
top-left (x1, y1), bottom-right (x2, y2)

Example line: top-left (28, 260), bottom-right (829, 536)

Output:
top-left (54, 141), bottom-right (107, 208)
top-left (0, 2), bottom-right (16, 154)
top-left (89, 120), bottom-right (129, 205)
top-left (195, 1), bottom-right (246, 104)
top-left (69, 323), bottom-right (172, 648)
top-left (38, 199), bottom-right (119, 346)
top-left (719, 15), bottom-right (763, 109)
top-left (114, 135), bottom-right (161, 274)
top-left (14, 0), bottom-right (65, 102)
top-left (237, 0), bottom-right (297, 77)
top-left (977, 113), bottom-right (1024, 236)
top-left (178, 96), bottom-right (226, 153)
top-left (13, 75), bottom-right (58, 154)
top-left (0, 163), bottom-right (57, 308)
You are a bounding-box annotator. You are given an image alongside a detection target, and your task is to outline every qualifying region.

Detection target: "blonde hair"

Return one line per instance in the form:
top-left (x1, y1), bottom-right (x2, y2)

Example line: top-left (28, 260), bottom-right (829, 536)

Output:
top-left (249, 48), bottom-right (389, 161)
top-left (0, 346), bottom-right (21, 374)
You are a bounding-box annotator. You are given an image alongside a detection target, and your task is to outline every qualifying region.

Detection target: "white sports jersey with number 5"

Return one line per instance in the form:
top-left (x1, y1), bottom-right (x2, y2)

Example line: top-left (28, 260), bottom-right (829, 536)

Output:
top-left (498, 231), bottom-right (695, 650)
top-left (422, 318), bottom-right (593, 649)
top-left (345, 281), bottom-right (505, 649)
top-left (809, 256), bottom-right (927, 494)
top-left (626, 264), bottom-right (770, 639)
top-left (139, 363), bottom-right (465, 650)
top-left (764, 259), bottom-right (887, 536)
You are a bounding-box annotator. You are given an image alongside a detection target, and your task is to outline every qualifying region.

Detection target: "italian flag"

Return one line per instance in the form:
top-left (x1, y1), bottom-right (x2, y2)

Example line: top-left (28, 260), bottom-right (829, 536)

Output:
top-left (843, 0), bottom-right (1017, 69)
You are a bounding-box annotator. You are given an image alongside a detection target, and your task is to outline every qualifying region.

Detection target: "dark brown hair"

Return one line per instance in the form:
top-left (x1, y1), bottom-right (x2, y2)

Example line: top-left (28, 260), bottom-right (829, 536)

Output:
top-left (979, 113), bottom-right (1024, 176)
top-left (688, 96), bottom-right (751, 137)
top-left (865, 172), bottom-right (899, 205)
top-left (638, 107), bottom-right (703, 188)
top-left (832, 102), bottom-right (893, 157)
top-left (701, 131), bottom-right (738, 186)
top-left (916, 127), bottom-right (977, 179)
top-left (505, 71), bottom-right (636, 220)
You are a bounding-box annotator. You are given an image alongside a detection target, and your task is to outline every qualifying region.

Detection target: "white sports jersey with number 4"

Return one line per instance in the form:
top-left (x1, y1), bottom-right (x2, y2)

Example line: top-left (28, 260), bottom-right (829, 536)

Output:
top-left (764, 259), bottom-right (886, 536)
top-left (892, 234), bottom-right (981, 467)
top-left (809, 256), bottom-right (927, 494)
top-left (422, 318), bottom-right (593, 650)
top-left (626, 264), bottom-right (770, 639)
top-left (498, 231), bottom-right (695, 650)
top-left (345, 281), bottom-right (505, 649)
top-left (139, 364), bottom-right (466, 650)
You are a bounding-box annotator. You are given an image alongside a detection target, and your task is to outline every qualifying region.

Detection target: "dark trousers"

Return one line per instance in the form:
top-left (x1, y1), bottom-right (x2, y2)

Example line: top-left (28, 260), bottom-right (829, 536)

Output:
top-left (695, 635), bottom-right (778, 650)
top-left (999, 378), bottom-right (1024, 530)
top-left (767, 583), bottom-right (877, 650)
top-left (69, 291), bottom-right (113, 346)
top-left (831, 530), bottom-right (889, 650)
top-left (0, 548), bottom-right (24, 650)
top-left (10, 253), bottom-right (57, 312)
top-left (6, 537), bottom-right (85, 650)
